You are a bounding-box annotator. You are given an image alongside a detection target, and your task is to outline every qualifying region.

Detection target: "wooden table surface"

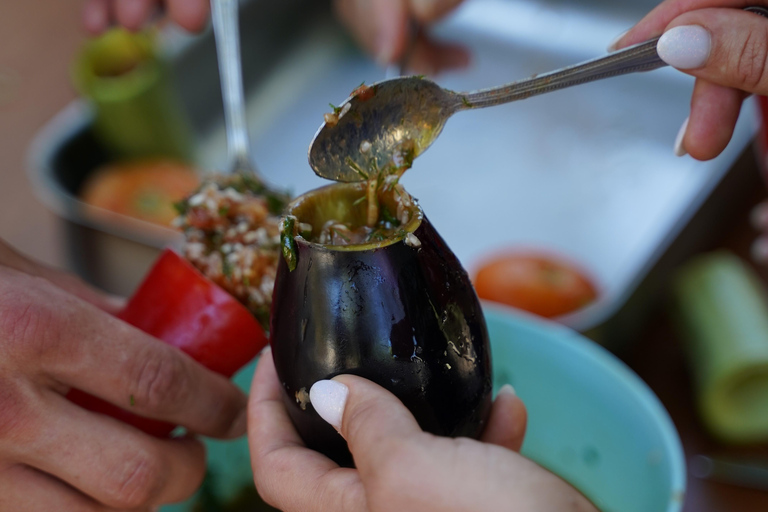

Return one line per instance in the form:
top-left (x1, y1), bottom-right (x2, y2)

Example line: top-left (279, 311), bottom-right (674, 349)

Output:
top-left (3, 1), bottom-right (768, 510)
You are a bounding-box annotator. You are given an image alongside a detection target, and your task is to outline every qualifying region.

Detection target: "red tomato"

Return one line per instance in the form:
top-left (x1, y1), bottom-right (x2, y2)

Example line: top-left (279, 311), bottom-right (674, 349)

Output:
top-left (68, 248), bottom-right (267, 436)
top-left (473, 252), bottom-right (598, 318)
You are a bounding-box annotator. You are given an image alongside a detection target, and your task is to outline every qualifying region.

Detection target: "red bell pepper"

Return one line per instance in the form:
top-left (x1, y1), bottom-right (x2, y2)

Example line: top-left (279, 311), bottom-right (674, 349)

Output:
top-left (68, 248), bottom-right (267, 436)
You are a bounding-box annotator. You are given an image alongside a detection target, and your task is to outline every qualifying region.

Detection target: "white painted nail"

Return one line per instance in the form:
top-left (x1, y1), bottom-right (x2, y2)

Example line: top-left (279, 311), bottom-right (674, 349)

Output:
top-left (674, 117), bottom-right (689, 157)
top-left (309, 380), bottom-right (349, 430)
top-left (607, 29), bottom-right (629, 52)
top-left (751, 237), bottom-right (768, 264)
top-left (657, 25), bottom-right (711, 69)
top-left (498, 384), bottom-right (516, 396)
top-left (750, 202), bottom-right (768, 229)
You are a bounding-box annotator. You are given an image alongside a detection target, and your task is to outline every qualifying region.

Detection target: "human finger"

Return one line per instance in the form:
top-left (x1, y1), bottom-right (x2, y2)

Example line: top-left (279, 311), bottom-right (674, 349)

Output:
top-left (248, 350), bottom-right (365, 512)
top-left (312, 375), bottom-right (424, 480)
top-left (479, 384), bottom-right (527, 452)
top-left (335, 0), bottom-right (410, 64)
top-left (0, 240), bottom-right (124, 314)
top-left (312, 376), bottom-right (521, 511)
top-left (750, 200), bottom-right (768, 230)
top-left (312, 376), bottom-right (600, 511)
top-left (611, 0), bottom-right (752, 49)
top-left (653, 9), bottom-right (768, 97)
top-left (750, 201), bottom-right (768, 263)
top-left (752, 235), bottom-right (768, 263)
top-left (676, 78), bottom-right (745, 160)
top-left (0, 269), bottom-right (246, 439)
top-left (83, 0), bottom-right (112, 34)
top-left (249, 349), bottom-right (316, 458)
top-left (166, 0), bottom-right (210, 33)
top-left (11, 390), bottom-right (205, 509)
top-left (404, 31), bottom-right (470, 75)
top-left (0, 464), bottom-right (121, 512)
top-left (113, 0), bottom-right (156, 32)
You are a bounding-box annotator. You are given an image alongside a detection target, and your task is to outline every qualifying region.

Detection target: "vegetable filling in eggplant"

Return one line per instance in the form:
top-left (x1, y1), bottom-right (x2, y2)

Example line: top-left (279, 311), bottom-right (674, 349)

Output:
top-left (280, 176), bottom-right (424, 272)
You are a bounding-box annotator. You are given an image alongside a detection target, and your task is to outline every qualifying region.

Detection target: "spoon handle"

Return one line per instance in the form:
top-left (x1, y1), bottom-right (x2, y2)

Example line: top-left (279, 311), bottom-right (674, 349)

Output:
top-left (460, 37), bottom-right (663, 109)
top-left (460, 5), bottom-right (768, 110)
top-left (211, 0), bottom-right (255, 173)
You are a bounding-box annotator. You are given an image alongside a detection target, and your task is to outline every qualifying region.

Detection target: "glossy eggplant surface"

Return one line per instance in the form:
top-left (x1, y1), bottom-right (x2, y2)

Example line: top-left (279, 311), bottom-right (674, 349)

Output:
top-left (270, 182), bottom-right (492, 466)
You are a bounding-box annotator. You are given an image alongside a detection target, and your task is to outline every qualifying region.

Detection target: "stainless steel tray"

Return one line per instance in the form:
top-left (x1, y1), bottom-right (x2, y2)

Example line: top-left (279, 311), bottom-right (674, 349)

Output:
top-left (29, 0), bottom-right (759, 340)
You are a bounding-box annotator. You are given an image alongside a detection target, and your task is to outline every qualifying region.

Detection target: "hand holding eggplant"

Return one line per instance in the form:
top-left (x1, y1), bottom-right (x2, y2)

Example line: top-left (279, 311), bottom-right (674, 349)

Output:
top-left (248, 350), bottom-right (597, 512)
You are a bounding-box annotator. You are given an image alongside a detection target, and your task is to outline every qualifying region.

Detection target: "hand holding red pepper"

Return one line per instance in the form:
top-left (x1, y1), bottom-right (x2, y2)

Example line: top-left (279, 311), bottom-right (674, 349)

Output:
top-left (69, 248), bottom-right (268, 437)
top-left (0, 239), bottom-right (247, 511)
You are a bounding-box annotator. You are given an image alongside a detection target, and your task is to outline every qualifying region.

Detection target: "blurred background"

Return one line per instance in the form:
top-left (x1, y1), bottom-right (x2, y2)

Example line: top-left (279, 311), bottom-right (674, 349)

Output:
top-left (4, 0), bottom-right (768, 510)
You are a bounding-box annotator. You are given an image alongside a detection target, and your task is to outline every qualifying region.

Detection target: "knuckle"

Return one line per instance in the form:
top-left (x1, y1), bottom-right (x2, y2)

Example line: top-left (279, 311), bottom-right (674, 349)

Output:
top-left (340, 484), bottom-right (367, 512)
top-left (732, 29), bottom-right (768, 89)
top-left (342, 398), bottom-right (379, 442)
top-left (252, 451), bottom-right (295, 510)
top-left (102, 448), bottom-right (163, 508)
top-left (367, 439), bottom-right (415, 493)
top-left (131, 352), bottom-right (189, 412)
top-left (0, 379), bottom-right (33, 443)
top-left (0, 277), bottom-right (61, 361)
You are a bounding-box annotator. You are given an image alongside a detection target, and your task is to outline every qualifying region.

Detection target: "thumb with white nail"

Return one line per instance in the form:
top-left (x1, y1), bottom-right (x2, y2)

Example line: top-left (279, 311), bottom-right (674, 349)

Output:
top-left (248, 351), bottom-right (597, 511)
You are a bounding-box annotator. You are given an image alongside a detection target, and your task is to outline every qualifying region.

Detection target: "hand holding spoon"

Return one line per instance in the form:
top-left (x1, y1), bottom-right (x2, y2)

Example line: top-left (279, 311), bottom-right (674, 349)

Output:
top-left (308, 6), bottom-right (768, 182)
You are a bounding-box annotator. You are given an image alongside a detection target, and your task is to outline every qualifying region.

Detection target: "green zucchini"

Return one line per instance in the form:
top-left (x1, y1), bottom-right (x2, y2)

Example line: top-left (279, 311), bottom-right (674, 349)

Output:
top-left (673, 251), bottom-right (768, 443)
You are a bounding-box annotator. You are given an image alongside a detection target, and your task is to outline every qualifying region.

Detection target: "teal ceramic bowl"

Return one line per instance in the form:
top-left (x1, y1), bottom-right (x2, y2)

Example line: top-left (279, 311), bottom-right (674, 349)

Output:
top-left (164, 305), bottom-right (686, 512)
top-left (486, 305), bottom-right (686, 512)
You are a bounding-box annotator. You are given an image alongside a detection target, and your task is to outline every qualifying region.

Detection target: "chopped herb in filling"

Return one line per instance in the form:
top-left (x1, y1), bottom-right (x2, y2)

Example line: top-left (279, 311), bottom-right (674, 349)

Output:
top-left (174, 173), bottom-right (289, 329)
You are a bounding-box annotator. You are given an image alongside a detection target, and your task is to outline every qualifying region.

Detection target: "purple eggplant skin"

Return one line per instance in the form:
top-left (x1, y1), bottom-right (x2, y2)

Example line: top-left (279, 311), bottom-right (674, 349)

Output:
top-left (270, 199), bottom-right (492, 467)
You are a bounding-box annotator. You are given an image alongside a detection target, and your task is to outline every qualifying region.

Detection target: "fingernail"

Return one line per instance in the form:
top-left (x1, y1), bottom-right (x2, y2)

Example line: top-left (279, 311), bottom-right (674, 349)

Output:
top-left (750, 202), bottom-right (768, 229)
top-left (498, 384), bottom-right (516, 396)
top-left (309, 380), bottom-right (348, 430)
top-left (674, 116), bottom-right (689, 157)
top-left (752, 237), bottom-right (768, 263)
top-left (657, 25), bottom-right (711, 69)
top-left (607, 29), bottom-right (629, 52)
top-left (227, 406), bottom-right (248, 437)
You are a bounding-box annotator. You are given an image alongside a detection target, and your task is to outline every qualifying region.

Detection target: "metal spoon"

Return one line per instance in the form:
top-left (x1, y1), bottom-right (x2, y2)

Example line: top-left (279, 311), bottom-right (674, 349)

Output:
top-left (210, 0), bottom-right (258, 175)
top-left (308, 6), bottom-right (768, 182)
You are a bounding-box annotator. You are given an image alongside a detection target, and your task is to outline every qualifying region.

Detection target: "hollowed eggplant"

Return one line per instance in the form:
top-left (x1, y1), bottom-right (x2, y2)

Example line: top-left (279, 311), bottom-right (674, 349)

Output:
top-left (270, 182), bottom-right (492, 466)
